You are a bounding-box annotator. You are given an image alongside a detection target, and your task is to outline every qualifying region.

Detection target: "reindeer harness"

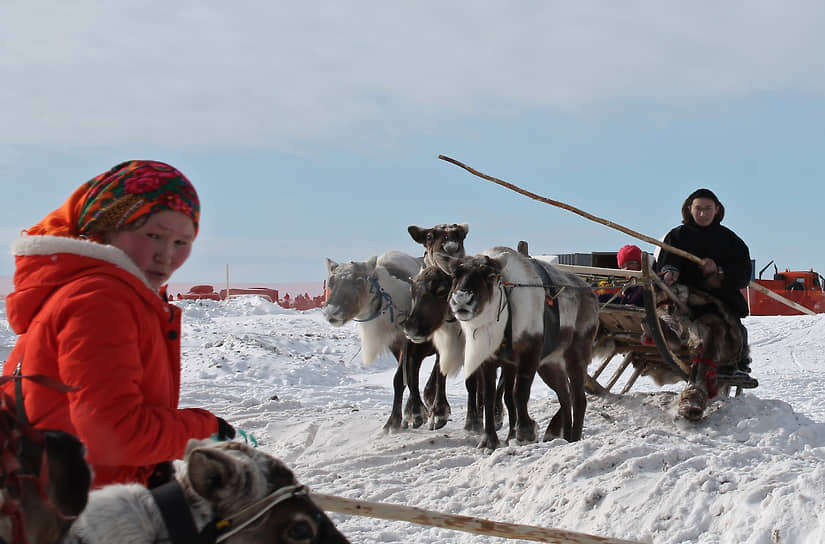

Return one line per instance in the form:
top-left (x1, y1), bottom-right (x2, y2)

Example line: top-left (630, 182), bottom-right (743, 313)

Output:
top-left (152, 480), bottom-right (323, 543)
top-left (353, 276), bottom-right (397, 323)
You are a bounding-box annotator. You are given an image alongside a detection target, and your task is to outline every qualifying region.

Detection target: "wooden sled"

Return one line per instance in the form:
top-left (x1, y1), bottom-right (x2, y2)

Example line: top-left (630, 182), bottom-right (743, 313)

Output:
top-left (556, 255), bottom-right (758, 398)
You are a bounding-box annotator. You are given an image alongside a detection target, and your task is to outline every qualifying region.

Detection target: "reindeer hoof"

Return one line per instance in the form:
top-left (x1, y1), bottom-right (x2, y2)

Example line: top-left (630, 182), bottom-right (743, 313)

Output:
top-left (383, 415), bottom-right (402, 433)
top-left (411, 415), bottom-right (426, 429)
top-left (477, 434), bottom-right (500, 451)
top-left (464, 418), bottom-right (482, 433)
top-left (542, 429), bottom-right (562, 442)
top-left (430, 416), bottom-right (449, 430)
top-left (516, 420), bottom-right (538, 444)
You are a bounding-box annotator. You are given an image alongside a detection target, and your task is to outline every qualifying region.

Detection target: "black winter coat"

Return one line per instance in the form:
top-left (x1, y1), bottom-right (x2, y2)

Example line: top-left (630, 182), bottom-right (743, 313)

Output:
top-left (658, 222), bottom-right (751, 317)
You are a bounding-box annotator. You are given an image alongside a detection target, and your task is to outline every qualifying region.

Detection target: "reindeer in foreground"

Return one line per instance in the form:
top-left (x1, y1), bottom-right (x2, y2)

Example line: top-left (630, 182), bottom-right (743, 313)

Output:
top-left (1, 380), bottom-right (91, 544)
top-left (447, 247), bottom-right (599, 448)
top-left (323, 251), bottom-right (438, 431)
top-left (64, 439), bottom-right (349, 544)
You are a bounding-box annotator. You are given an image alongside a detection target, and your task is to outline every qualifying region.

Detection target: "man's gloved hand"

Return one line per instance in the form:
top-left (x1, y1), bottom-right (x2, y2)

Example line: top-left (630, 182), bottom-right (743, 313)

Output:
top-left (215, 417), bottom-right (236, 441)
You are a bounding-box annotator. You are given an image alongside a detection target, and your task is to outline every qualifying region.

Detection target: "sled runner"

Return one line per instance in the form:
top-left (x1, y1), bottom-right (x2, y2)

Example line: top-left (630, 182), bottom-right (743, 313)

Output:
top-left (555, 255), bottom-right (759, 398)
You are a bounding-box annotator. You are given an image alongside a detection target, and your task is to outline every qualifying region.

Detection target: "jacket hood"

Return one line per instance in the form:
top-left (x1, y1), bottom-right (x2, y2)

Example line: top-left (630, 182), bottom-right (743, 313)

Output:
top-left (7, 235), bottom-right (156, 334)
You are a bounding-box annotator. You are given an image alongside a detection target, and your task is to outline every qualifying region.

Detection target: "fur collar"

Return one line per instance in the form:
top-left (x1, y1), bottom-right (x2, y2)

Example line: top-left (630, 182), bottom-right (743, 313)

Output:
top-left (11, 234), bottom-right (155, 291)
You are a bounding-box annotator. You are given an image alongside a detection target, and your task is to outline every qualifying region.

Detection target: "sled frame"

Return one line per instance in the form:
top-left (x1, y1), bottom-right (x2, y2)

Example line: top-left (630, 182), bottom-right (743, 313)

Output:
top-left (557, 255), bottom-right (753, 397)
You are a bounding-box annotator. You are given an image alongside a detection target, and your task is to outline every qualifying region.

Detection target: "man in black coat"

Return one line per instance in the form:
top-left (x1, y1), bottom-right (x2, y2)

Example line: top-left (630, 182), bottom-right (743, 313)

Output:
top-left (658, 188), bottom-right (751, 318)
top-left (657, 188), bottom-right (753, 374)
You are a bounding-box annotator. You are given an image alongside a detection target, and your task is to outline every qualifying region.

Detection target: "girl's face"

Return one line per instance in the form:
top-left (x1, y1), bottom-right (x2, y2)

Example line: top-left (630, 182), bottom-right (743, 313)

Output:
top-left (689, 197), bottom-right (720, 227)
top-left (108, 210), bottom-right (195, 290)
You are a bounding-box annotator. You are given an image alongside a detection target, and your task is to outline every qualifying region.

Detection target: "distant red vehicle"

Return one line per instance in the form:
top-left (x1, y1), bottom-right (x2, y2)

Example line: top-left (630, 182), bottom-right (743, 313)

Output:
top-left (177, 285), bottom-right (221, 301)
top-left (745, 263), bottom-right (825, 316)
top-left (219, 287), bottom-right (279, 303)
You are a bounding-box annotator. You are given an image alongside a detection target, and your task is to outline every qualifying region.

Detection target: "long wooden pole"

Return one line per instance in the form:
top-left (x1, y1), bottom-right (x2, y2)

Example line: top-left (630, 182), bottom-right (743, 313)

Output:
top-left (438, 155), bottom-right (702, 266)
top-left (438, 155), bottom-right (816, 316)
top-left (312, 493), bottom-right (643, 544)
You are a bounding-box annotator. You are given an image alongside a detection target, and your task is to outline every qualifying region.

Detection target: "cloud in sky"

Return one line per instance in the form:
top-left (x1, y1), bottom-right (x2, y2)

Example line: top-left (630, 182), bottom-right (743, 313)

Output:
top-left (2, 2), bottom-right (825, 284)
top-left (3, 2), bottom-right (825, 151)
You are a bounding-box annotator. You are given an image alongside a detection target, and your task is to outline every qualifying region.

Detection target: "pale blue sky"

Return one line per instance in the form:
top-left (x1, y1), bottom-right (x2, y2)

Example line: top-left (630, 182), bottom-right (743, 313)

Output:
top-left (2, 2), bottom-right (823, 283)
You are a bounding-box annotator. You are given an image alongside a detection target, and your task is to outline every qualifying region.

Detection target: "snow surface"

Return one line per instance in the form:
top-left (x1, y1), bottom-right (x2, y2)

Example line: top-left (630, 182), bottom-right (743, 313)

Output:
top-left (2, 296), bottom-right (824, 544)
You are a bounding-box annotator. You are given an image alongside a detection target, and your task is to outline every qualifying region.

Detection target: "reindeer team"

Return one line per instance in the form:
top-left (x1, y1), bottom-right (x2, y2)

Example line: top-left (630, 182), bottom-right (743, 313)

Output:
top-left (323, 223), bottom-right (600, 450)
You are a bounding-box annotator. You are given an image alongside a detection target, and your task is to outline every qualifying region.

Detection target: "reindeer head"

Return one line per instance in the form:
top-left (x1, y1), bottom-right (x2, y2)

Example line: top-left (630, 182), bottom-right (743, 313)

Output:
top-left (447, 255), bottom-right (503, 322)
top-left (408, 223), bottom-right (468, 274)
top-left (323, 256), bottom-right (378, 326)
top-left (404, 265), bottom-right (454, 343)
top-left (184, 440), bottom-right (349, 544)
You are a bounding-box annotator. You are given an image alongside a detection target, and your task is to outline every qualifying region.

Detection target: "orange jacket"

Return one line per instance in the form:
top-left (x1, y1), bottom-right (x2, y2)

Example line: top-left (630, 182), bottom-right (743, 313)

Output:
top-left (2, 235), bottom-right (218, 488)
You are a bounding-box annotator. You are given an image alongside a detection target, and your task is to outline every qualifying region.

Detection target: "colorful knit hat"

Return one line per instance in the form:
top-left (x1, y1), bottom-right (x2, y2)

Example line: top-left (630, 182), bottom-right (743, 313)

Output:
top-left (616, 244), bottom-right (642, 268)
top-left (26, 160), bottom-right (200, 239)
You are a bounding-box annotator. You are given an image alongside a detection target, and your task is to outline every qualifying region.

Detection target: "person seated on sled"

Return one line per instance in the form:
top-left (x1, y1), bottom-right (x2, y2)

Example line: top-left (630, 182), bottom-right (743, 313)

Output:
top-left (656, 188), bottom-right (753, 377)
top-left (1, 160), bottom-right (236, 490)
top-left (598, 244), bottom-right (644, 306)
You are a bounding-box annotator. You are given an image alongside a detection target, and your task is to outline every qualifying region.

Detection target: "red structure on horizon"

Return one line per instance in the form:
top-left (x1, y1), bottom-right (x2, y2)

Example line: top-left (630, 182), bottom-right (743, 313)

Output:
top-left (175, 284), bottom-right (325, 310)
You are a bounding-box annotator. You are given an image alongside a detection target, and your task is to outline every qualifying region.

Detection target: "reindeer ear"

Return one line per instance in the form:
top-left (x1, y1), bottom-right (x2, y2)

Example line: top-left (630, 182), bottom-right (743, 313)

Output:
top-left (408, 225), bottom-right (427, 244)
top-left (187, 447), bottom-right (237, 501)
top-left (457, 223), bottom-right (469, 238)
top-left (325, 258), bottom-right (339, 276)
top-left (484, 256), bottom-right (503, 274)
top-left (184, 438), bottom-right (211, 457)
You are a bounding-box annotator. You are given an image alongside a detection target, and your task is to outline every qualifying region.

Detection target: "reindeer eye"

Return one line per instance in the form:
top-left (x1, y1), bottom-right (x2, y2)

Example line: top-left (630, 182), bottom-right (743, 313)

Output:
top-left (285, 520), bottom-right (314, 540)
top-left (436, 281), bottom-right (450, 295)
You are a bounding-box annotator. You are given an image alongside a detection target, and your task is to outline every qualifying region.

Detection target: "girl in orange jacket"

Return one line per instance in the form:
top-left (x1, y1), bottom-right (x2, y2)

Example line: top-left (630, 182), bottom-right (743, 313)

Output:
top-left (2, 160), bottom-right (233, 488)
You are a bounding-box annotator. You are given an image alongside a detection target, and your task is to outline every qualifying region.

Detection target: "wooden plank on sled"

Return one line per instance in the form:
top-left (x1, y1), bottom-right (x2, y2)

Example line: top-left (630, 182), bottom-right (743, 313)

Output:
top-left (550, 263), bottom-right (645, 280)
top-left (312, 493), bottom-right (644, 544)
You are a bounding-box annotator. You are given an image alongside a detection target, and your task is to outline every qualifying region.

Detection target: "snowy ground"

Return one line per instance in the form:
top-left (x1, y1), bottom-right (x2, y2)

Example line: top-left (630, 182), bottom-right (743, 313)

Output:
top-left (2, 297), bottom-right (824, 543)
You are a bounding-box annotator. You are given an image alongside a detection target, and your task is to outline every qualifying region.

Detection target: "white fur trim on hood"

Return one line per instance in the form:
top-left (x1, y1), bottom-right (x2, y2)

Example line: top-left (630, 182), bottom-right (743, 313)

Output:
top-left (11, 235), bottom-right (154, 291)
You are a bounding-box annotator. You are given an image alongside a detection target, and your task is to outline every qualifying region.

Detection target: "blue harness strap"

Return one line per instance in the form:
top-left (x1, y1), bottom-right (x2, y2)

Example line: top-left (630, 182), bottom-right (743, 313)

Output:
top-left (353, 276), bottom-right (396, 323)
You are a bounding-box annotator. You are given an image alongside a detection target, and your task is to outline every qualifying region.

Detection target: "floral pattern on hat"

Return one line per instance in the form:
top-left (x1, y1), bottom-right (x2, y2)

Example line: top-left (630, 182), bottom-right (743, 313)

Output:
top-left (78, 160), bottom-right (200, 236)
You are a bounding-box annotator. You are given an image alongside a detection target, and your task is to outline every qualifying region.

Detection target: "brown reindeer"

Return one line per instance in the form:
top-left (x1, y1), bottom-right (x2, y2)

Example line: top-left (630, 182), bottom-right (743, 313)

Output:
top-left (447, 248), bottom-right (599, 448)
top-left (407, 223), bottom-right (472, 429)
top-left (408, 223), bottom-right (469, 275)
top-left (404, 263), bottom-right (520, 441)
top-left (0, 388), bottom-right (91, 544)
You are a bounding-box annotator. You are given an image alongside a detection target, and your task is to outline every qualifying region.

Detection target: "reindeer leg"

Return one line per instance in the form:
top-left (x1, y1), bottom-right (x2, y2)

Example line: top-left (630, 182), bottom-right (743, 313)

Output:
top-left (464, 374), bottom-right (482, 432)
top-left (402, 342), bottom-right (429, 429)
top-left (513, 343), bottom-right (541, 444)
top-left (428, 358), bottom-right (451, 430)
top-left (383, 350), bottom-right (405, 432)
top-left (422, 360), bottom-right (438, 409)
top-left (494, 370), bottom-right (506, 430)
top-left (565, 343), bottom-right (588, 442)
top-left (538, 364), bottom-right (571, 441)
top-left (477, 361), bottom-right (500, 450)
top-left (501, 364), bottom-right (517, 441)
